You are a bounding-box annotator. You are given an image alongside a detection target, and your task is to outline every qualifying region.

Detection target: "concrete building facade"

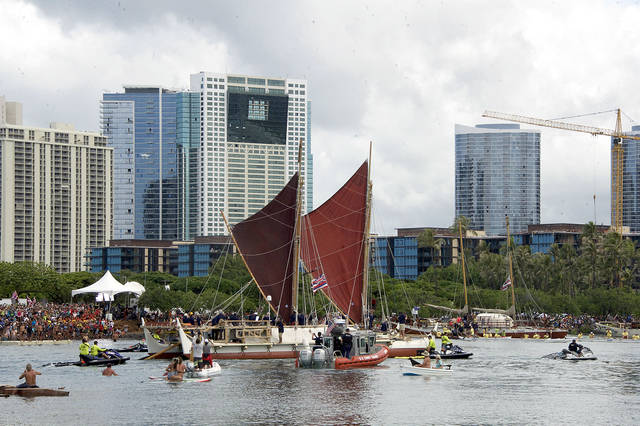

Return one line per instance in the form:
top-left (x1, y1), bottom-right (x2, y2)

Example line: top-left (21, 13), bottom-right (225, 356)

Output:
top-left (189, 72), bottom-right (311, 235)
top-left (0, 120), bottom-right (112, 272)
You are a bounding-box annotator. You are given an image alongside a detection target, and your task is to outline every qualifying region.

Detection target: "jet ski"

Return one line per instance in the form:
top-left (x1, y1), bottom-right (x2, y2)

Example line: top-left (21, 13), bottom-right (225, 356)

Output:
top-left (431, 345), bottom-right (473, 359)
top-left (114, 342), bottom-right (148, 352)
top-left (542, 346), bottom-right (597, 361)
top-left (53, 350), bottom-right (130, 367)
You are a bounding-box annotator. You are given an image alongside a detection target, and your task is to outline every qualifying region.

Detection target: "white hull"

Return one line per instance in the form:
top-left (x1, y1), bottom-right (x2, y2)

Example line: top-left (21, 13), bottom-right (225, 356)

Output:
top-left (186, 362), bottom-right (222, 378)
top-left (402, 365), bottom-right (453, 375)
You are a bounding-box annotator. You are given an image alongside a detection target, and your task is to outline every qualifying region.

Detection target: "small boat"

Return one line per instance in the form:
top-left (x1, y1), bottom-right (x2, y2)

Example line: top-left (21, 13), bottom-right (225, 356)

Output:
top-left (432, 345), bottom-right (473, 359)
top-left (149, 376), bottom-right (212, 383)
top-left (402, 365), bottom-right (453, 376)
top-left (0, 385), bottom-right (69, 397)
top-left (298, 320), bottom-right (389, 369)
top-left (114, 342), bottom-right (148, 353)
top-left (185, 362), bottom-right (222, 378)
top-left (53, 350), bottom-right (129, 367)
top-left (542, 347), bottom-right (597, 361)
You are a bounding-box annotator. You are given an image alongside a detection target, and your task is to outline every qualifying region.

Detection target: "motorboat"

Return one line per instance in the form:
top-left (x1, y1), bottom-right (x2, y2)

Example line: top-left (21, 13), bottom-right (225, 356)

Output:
top-left (432, 344), bottom-right (473, 359)
top-left (542, 346), bottom-right (597, 361)
top-left (184, 361), bottom-right (222, 378)
top-left (53, 350), bottom-right (129, 367)
top-left (114, 342), bottom-right (148, 352)
top-left (402, 364), bottom-right (453, 376)
top-left (298, 320), bottom-right (389, 369)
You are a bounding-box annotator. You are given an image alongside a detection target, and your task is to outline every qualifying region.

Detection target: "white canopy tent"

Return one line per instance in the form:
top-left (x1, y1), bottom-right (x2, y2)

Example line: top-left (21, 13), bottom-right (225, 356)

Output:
top-left (122, 281), bottom-right (145, 296)
top-left (71, 270), bottom-right (126, 299)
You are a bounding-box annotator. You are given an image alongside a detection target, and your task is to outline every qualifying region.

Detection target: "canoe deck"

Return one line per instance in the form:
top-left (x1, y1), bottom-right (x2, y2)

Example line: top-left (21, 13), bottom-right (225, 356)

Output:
top-left (0, 385), bottom-right (69, 397)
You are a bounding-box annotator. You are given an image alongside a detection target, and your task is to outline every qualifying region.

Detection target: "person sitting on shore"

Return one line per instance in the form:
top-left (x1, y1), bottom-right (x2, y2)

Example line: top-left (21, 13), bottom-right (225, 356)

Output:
top-left (18, 363), bottom-right (41, 388)
top-left (102, 363), bottom-right (118, 376)
top-left (91, 340), bottom-right (109, 359)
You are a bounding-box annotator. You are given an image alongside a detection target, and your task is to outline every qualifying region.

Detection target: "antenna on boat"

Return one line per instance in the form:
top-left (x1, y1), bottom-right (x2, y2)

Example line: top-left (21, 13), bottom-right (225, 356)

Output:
top-left (361, 141), bottom-right (373, 326)
top-left (458, 221), bottom-right (469, 313)
top-left (506, 216), bottom-right (516, 316)
top-left (292, 139), bottom-right (304, 326)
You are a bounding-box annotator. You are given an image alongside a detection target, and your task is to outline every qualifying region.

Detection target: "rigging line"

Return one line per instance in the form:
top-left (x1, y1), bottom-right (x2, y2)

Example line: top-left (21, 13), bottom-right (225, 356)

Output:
top-left (209, 244), bottom-right (233, 315)
top-left (189, 240), bottom-right (232, 315)
top-left (621, 110), bottom-right (637, 125)
top-left (549, 109), bottom-right (619, 121)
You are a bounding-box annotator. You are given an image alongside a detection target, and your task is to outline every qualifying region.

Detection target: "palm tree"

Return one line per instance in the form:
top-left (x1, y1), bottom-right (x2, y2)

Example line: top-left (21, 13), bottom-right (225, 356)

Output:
top-left (580, 221), bottom-right (601, 290)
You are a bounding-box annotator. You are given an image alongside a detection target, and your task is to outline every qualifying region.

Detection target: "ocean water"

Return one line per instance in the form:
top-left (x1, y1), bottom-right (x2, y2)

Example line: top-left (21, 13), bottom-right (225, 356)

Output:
top-left (1, 337), bottom-right (638, 425)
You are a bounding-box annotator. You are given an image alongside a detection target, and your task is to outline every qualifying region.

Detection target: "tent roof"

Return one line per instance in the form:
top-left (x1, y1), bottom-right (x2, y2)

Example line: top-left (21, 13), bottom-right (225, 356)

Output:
top-left (123, 281), bottom-right (145, 296)
top-left (71, 271), bottom-right (125, 297)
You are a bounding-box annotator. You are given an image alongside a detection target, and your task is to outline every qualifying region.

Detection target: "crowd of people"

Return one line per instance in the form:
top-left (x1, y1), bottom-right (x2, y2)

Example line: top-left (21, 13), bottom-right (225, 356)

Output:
top-left (0, 301), bottom-right (131, 341)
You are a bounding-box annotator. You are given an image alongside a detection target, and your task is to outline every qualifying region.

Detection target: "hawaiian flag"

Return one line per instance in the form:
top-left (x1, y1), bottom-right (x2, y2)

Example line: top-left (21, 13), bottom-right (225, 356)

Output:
top-left (501, 277), bottom-right (512, 291)
top-left (311, 274), bottom-right (328, 293)
top-left (11, 290), bottom-right (18, 301)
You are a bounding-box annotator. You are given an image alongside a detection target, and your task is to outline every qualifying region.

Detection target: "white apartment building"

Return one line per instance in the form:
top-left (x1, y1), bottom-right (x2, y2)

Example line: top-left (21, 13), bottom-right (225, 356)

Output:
top-left (189, 72), bottom-right (311, 235)
top-left (0, 110), bottom-right (113, 272)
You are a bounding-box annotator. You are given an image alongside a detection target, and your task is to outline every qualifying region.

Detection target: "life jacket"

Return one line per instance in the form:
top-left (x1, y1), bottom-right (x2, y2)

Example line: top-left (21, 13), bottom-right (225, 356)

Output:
top-left (79, 342), bottom-right (90, 355)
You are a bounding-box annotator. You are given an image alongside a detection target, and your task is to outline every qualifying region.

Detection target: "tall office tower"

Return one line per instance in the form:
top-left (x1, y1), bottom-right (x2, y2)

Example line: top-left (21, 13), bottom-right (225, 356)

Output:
top-left (613, 125), bottom-right (640, 232)
top-left (189, 73), bottom-right (312, 235)
top-left (101, 87), bottom-right (200, 241)
top-left (455, 123), bottom-right (540, 235)
top-left (0, 120), bottom-right (112, 273)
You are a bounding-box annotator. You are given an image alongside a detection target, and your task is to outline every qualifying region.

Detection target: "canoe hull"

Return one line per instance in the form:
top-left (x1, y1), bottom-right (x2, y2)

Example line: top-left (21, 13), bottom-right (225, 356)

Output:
top-left (0, 386), bottom-right (69, 397)
top-left (334, 345), bottom-right (389, 370)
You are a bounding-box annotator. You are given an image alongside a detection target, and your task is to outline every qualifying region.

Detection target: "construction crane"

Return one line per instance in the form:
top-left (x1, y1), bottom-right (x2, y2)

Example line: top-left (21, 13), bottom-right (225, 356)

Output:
top-left (482, 109), bottom-right (640, 234)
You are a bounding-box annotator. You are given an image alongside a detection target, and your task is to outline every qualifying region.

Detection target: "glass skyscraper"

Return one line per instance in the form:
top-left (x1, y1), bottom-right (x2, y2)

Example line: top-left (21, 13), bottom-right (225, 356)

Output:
top-left (615, 125), bottom-right (640, 232)
top-left (101, 87), bottom-right (199, 241)
top-left (455, 123), bottom-right (540, 235)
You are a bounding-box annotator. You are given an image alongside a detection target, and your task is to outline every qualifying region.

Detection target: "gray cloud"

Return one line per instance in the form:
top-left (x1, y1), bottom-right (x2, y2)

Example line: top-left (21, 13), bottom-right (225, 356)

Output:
top-left (3, 0), bottom-right (640, 235)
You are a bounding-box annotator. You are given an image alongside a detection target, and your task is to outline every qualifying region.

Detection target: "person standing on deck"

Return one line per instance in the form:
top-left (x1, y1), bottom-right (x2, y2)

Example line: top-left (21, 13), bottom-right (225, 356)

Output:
top-left (342, 329), bottom-right (353, 359)
top-left (398, 312), bottom-right (407, 338)
top-left (17, 364), bottom-right (41, 388)
top-left (202, 340), bottom-right (212, 367)
top-left (191, 332), bottom-right (204, 368)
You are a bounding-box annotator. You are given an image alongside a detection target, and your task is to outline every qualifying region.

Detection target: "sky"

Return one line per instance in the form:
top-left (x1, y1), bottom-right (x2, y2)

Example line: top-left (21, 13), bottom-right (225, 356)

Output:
top-left (2, 0), bottom-right (640, 236)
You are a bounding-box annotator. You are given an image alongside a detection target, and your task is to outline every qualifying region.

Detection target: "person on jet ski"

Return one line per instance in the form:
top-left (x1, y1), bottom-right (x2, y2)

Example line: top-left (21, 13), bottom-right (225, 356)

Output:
top-left (440, 333), bottom-right (453, 354)
top-left (568, 339), bottom-right (583, 355)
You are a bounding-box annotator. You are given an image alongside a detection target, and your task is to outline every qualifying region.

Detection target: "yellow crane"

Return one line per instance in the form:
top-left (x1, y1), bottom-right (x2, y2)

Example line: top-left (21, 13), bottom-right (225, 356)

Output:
top-left (482, 109), bottom-right (640, 234)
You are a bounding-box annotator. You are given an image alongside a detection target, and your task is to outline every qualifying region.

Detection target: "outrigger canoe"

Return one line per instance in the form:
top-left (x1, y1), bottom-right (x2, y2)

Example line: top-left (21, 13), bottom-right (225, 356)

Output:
top-left (0, 385), bottom-right (69, 397)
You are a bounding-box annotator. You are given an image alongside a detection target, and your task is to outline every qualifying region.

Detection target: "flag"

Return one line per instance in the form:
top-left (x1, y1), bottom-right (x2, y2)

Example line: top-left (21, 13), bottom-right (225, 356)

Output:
top-left (501, 277), bottom-right (512, 291)
top-left (311, 274), bottom-right (328, 293)
top-left (11, 290), bottom-right (18, 300)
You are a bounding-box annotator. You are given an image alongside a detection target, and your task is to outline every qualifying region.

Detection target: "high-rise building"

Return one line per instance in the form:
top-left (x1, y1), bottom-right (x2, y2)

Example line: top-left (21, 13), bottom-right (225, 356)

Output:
top-left (189, 73), bottom-right (312, 235)
top-left (0, 96), bottom-right (23, 126)
top-left (101, 87), bottom-right (200, 241)
top-left (614, 125), bottom-right (640, 232)
top-left (0, 118), bottom-right (112, 273)
top-left (455, 123), bottom-right (540, 235)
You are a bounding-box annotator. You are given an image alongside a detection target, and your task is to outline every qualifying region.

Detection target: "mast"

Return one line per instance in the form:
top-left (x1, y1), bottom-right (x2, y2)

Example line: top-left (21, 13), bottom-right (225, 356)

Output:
top-left (458, 221), bottom-right (468, 311)
top-left (506, 216), bottom-right (516, 313)
top-left (292, 139), bottom-right (304, 325)
top-left (361, 141), bottom-right (373, 325)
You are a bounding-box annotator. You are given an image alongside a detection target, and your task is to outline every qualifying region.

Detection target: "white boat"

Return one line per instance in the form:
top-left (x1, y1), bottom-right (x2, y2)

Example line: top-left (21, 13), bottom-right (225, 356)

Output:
top-left (185, 362), bottom-right (222, 378)
top-left (402, 364), bottom-right (453, 376)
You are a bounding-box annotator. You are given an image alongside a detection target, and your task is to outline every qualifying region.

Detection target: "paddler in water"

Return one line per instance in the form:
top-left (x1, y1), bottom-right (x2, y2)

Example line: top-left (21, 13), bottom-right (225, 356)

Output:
top-left (166, 358), bottom-right (186, 382)
top-left (102, 363), bottom-right (118, 376)
top-left (17, 363), bottom-right (41, 388)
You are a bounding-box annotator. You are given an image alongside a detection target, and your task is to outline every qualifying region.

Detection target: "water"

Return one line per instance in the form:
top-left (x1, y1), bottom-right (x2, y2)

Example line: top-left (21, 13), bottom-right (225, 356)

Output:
top-left (1, 338), bottom-right (639, 425)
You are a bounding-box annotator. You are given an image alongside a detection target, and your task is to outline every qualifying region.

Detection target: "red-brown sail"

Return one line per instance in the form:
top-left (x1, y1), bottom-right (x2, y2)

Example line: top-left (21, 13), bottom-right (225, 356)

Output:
top-left (231, 173), bottom-right (298, 322)
top-left (301, 161), bottom-right (368, 323)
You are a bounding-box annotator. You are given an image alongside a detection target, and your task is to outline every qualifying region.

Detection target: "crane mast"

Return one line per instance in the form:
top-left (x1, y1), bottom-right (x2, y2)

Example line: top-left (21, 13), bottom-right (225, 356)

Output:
top-left (482, 109), bottom-right (640, 234)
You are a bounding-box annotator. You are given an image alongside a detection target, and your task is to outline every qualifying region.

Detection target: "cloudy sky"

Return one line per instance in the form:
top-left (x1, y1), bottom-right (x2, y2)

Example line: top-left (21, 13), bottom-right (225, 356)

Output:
top-left (2, 0), bottom-right (640, 235)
